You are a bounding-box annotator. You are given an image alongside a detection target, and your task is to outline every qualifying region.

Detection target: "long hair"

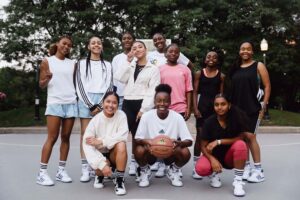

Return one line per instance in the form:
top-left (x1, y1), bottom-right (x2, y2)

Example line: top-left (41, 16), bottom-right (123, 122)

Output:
top-left (214, 93), bottom-right (250, 133)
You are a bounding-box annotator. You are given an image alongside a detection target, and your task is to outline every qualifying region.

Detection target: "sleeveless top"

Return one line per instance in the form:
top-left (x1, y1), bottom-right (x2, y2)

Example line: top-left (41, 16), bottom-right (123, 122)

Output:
top-left (46, 56), bottom-right (76, 105)
top-left (231, 62), bottom-right (261, 115)
top-left (197, 69), bottom-right (221, 117)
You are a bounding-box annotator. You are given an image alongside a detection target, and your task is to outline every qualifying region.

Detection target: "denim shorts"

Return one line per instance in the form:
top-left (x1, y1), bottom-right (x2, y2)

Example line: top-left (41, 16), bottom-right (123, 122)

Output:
top-left (78, 93), bottom-right (104, 118)
top-left (45, 103), bottom-right (78, 118)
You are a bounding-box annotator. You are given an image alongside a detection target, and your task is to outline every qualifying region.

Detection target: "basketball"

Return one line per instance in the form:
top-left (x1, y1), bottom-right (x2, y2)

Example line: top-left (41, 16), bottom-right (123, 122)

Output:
top-left (150, 135), bottom-right (174, 159)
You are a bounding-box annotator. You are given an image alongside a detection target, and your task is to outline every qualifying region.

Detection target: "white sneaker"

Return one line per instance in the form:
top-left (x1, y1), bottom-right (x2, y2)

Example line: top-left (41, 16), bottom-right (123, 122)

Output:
top-left (233, 179), bottom-right (246, 197)
top-left (150, 162), bottom-right (159, 171)
top-left (89, 166), bottom-right (96, 178)
top-left (242, 164), bottom-right (252, 180)
top-left (80, 164), bottom-right (91, 182)
top-left (155, 162), bottom-right (165, 177)
top-left (56, 169), bottom-right (72, 183)
top-left (139, 166), bottom-right (151, 187)
top-left (94, 176), bottom-right (104, 189)
top-left (209, 173), bottom-right (222, 188)
top-left (36, 171), bottom-right (54, 186)
top-left (178, 168), bottom-right (183, 178)
top-left (135, 167), bottom-right (141, 182)
top-left (192, 168), bottom-right (203, 180)
top-left (129, 160), bottom-right (137, 176)
top-left (114, 177), bottom-right (126, 195)
top-left (247, 169), bottom-right (265, 183)
top-left (167, 165), bottom-right (183, 187)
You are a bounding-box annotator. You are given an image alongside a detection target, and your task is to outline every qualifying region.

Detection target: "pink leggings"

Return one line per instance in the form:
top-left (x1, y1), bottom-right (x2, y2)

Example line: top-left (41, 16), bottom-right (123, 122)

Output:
top-left (195, 140), bottom-right (247, 176)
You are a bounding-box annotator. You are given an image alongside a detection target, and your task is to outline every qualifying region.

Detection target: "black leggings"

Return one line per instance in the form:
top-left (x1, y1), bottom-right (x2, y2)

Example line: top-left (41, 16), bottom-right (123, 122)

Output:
top-left (122, 99), bottom-right (143, 137)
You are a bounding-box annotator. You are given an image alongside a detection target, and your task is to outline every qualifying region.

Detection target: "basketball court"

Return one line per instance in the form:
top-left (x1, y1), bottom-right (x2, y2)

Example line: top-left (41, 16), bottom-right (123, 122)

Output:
top-left (0, 133), bottom-right (299, 200)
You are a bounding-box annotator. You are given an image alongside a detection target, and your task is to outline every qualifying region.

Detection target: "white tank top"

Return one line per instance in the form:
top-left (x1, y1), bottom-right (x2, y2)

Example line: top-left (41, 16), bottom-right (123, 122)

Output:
top-left (46, 56), bottom-right (76, 105)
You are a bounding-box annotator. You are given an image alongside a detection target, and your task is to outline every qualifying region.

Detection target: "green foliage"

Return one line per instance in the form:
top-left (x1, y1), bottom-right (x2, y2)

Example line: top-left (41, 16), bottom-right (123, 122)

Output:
top-left (0, 0), bottom-right (300, 111)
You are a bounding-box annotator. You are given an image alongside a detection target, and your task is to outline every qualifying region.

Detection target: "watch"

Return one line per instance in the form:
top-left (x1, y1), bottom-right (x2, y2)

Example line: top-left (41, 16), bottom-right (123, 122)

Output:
top-left (217, 139), bottom-right (221, 145)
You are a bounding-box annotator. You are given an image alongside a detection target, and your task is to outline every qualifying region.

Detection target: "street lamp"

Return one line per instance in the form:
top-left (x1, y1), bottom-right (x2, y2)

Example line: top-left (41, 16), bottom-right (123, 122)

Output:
top-left (34, 35), bottom-right (42, 121)
top-left (260, 38), bottom-right (270, 120)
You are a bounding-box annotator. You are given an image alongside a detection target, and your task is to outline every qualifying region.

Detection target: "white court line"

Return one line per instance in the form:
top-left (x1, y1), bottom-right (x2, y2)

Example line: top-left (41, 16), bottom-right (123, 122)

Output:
top-left (262, 142), bottom-right (300, 147)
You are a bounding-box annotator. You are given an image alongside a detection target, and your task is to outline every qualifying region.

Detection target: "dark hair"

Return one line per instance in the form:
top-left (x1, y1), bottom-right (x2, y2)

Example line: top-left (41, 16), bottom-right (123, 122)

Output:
top-left (165, 43), bottom-right (180, 53)
top-left (49, 35), bottom-right (72, 57)
top-left (152, 32), bottom-right (165, 39)
top-left (155, 84), bottom-right (172, 98)
top-left (229, 41), bottom-right (254, 78)
top-left (214, 93), bottom-right (250, 133)
top-left (85, 35), bottom-right (107, 79)
top-left (121, 31), bottom-right (136, 41)
top-left (201, 49), bottom-right (224, 70)
top-left (133, 40), bottom-right (147, 49)
top-left (102, 91), bottom-right (120, 105)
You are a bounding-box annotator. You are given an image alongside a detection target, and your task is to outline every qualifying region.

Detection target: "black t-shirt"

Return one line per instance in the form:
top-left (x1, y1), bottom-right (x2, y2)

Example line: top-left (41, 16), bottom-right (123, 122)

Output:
top-left (201, 114), bottom-right (245, 167)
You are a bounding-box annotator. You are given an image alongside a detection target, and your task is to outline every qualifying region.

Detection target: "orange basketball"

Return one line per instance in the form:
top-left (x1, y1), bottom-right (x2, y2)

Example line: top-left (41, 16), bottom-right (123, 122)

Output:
top-left (150, 135), bottom-right (174, 159)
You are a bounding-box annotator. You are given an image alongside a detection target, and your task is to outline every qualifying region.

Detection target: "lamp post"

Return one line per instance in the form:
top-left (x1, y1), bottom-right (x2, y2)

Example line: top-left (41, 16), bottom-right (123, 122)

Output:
top-left (260, 38), bottom-right (270, 120)
top-left (34, 35), bottom-right (41, 121)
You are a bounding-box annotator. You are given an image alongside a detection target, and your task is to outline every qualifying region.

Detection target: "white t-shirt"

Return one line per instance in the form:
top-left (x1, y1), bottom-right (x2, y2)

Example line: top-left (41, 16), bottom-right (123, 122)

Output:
top-left (112, 53), bottom-right (127, 96)
top-left (135, 109), bottom-right (193, 141)
top-left (46, 56), bottom-right (76, 105)
top-left (147, 50), bottom-right (190, 67)
top-left (83, 110), bottom-right (129, 170)
top-left (75, 59), bottom-right (112, 108)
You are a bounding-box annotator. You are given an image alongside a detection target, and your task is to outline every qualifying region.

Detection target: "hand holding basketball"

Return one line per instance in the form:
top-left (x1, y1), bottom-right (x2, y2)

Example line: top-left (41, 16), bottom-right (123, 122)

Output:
top-left (149, 135), bottom-right (174, 159)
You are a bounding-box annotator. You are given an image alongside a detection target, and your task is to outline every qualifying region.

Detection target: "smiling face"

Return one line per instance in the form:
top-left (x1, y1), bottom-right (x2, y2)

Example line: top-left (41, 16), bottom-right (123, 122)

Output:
top-left (165, 45), bottom-right (180, 65)
top-left (239, 42), bottom-right (254, 62)
top-left (154, 92), bottom-right (171, 117)
top-left (56, 37), bottom-right (72, 56)
top-left (122, 33), bottom-right (134, 51)
top-left (205, 51), bottom-right (218, 68)
top-left (88, 37), bottom-right (103, 56)
top-left (153, 33), bottom-right (166, 52)
top-left (214, 97), bottom-right (230, 117)
top-left (102, 94), bottom-right (118, 118)
top-left (131, 41), bottom-right (147, 60)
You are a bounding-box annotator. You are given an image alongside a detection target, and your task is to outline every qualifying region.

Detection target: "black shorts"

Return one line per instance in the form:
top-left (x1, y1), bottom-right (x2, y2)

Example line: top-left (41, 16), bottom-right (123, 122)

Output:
top-left (247, 112), bottom-right (259, 133)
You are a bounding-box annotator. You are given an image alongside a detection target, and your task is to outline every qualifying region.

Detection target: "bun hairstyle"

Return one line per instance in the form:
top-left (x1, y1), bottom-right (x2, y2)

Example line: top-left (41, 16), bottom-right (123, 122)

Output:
top-left (102, 91), bottom-right (120, 105)
top-left (214, 93), bottom-right (250, 133)
top-left (155, 84), bottom-right (172, 98)
top-left (48, 35), bottom-right (72, 57)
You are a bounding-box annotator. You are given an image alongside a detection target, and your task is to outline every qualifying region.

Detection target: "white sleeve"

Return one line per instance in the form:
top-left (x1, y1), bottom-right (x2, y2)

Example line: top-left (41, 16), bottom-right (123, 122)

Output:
top-left (177, 115), bottom-right (194, 141)
top-left (178, 53), bottom-right (190, 66)
top-left (102, 113), bottom-right (129, 149)
top-left (140, 68), bottom-right (160, 113)
top-left (82, 117), bottom-right (107, 170)
top-left (135, 114), bottom-right (149, 139)
top-left (114, 61), bottom-right (132, 84)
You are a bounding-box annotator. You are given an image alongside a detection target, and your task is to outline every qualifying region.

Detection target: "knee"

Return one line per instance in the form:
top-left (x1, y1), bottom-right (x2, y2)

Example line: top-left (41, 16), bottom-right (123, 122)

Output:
top-left (232, 140), bottom-right (247, 151)
top-left (61, 134), bottom-right (70, 143)
top-left (134, 145), bottom-right (146, 159)
top-left (176, 147), bottom-right (191, 161)
top-left (195, 158), bottom-right (212, 177)
top-left (46, 134), bottom-right (59, 145)
top-left (115, 142), bottom-right (127, 155)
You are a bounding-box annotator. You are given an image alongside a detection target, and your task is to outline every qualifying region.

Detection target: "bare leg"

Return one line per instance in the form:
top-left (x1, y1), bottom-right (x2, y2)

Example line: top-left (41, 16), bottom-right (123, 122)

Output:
top-left (59, 118), bottom-right (75, 161)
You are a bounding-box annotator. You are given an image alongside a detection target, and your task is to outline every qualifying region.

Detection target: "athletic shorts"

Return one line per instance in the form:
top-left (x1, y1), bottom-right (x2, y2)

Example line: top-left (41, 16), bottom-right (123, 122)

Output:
top-left (45, 103), bottom-right (78, 118)
top-left (247, 112), bottom-right (259, 133)
top-left (78, 93), bottom-right (104, 118)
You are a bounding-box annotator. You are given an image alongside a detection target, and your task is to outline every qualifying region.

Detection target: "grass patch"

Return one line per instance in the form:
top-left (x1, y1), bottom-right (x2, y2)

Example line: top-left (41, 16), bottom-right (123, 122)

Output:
top-left (0, 107), bottom-right (46, 127)
top-left (261, 109), bottom-right (300, 126)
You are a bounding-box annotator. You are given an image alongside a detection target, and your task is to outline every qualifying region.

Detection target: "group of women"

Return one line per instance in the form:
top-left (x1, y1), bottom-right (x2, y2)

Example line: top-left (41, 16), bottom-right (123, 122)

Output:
top-left (36, 32), bottom-right (271, 197)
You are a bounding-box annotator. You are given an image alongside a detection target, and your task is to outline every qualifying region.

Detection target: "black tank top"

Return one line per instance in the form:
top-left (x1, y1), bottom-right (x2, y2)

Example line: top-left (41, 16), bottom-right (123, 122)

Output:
top-left (198, 69), bottom-right (221, 98)
top-left (231, 62), bottom-right (260, 115)
top-left (197, 69), bottom-right (221, 118)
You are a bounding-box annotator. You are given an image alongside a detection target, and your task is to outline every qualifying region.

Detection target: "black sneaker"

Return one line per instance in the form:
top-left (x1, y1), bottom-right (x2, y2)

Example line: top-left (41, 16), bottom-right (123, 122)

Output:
top-left (94, 176), bottom-right (104, 189)
top-left (114, 177), bottom-right (126, 195)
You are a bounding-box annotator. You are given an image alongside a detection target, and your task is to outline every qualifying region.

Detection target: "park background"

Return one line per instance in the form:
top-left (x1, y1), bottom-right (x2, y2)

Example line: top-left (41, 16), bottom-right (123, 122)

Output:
top-left (0, 0), bottom-right (299, 126)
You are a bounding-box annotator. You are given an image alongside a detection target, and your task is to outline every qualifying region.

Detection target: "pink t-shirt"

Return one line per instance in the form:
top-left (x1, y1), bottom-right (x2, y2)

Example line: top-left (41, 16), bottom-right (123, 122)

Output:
top-left (160, 64), bottom-right (193, 113)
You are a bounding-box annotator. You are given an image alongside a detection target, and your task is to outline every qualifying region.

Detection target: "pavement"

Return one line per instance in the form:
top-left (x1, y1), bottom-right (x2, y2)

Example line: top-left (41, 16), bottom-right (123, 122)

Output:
top-left (1, 133), bottom-right (300, 200)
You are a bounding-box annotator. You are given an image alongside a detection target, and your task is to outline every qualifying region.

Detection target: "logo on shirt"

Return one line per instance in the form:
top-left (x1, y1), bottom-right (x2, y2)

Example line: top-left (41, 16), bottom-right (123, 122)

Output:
top-left (159, 129), bottom-right (165, 134)
top-left (150, 59), bottom-right (157, 65)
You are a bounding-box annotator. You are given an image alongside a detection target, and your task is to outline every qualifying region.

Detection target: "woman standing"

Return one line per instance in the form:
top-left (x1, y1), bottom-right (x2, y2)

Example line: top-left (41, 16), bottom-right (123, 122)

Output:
top-left (37, 36), bottom-right (77, 186)
top-left (229, 41), bottom-right (271, 183)
top-left (114, 41), bottom-right (160, 176)
top-left (112, 32), bottom-right (135, 109)
top-left (195, 94), bottom-right (248, 197)
top-left (83, 92), bottom-right (128, 195)
top-left (74, 35), bottom-right (114, 182)
top-left (192, 51), bottom-right (225, 179)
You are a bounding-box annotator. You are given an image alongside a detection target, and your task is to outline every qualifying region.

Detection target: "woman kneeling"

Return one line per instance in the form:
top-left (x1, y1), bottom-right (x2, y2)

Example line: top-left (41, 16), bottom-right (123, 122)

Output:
top-left (83, 92), bottom-right (129, 196)
top-left (195, 94), bottom-right (248, 197)
top-left (134, 84), bottom-right (193, 187)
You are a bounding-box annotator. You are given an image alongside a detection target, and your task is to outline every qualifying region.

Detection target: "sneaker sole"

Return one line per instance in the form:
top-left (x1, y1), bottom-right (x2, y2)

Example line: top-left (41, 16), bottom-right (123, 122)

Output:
top-left (56, 178), bottom-right (72, 183)
top-left (247, 178), bottom-right (265, 183)
top-left (36, 181), bottom-right (54, 186)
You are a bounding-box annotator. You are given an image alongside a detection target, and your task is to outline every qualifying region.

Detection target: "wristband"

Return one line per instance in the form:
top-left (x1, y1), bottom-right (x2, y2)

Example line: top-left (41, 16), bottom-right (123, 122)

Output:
top-left (217, 139), bottom-right (221, 145)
